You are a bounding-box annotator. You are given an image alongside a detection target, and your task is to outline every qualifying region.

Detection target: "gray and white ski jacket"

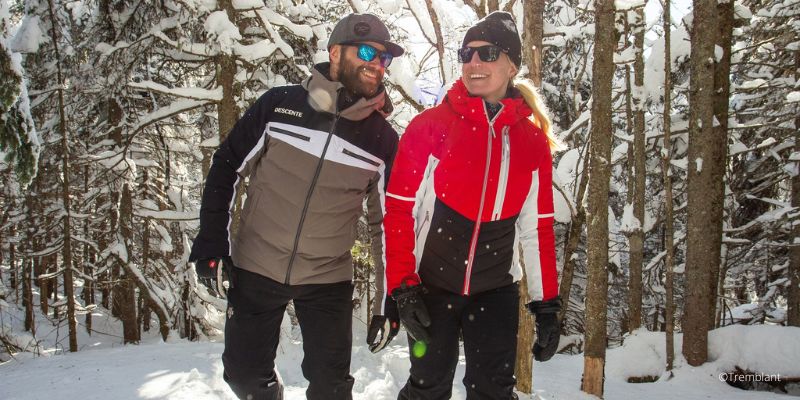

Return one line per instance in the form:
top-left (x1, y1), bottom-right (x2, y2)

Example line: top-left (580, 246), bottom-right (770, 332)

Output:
top-left (189, 63), bottom-right (398, 316)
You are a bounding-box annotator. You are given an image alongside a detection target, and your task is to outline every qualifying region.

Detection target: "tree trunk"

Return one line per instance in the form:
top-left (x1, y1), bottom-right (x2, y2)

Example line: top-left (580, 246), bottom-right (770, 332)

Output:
top-left (101, 267), bottom-right (110, 309)
top-left (23, 258), bottom-right (35, 334)
top-left (626, 6), bottom-right (646, 333)
top-left (110, 260), bottom-right (132, 331)
top-left (217, 53), bottom-right (239, 140)
top-left (37, 252), bottom-right (48, 316)
top-left (107, 77), bottom-right (124, 320)
top-left (59, 76), bottom-right (78, 352)
top-left (0, 197), bottom-right (6, 289)
top-left (114, 275), bottom-right (138, 344)
top-left (120, 182), bottom-right (170, 341)
top-left (116, 183), bottom-right (139, 344)
top-left (662, 0), bottom-right (676, 373)
top-left (715, 248), bottom-right (729, 328)
top-left (582, 357), bottom-right (605, 397)
top-left (136, 294), bottom-right (144, 338)
top-left (523, 0), bottom-right (545, 85)
top-left (46, 0), bottom-right (77, 352)
top-left (624, 62), bottom-right (636, 328)
top-left (141, 216), bottom-right (152, 333)
top-left (470, 0), bottom-right (487, 19)
top-left (515, 2), bottom-right (546, 393)
top-left (708, 0), bottom-right (733, 332)
top-left (6, 216), bottom-right (17, 301)
top-left (559, 153), bottom-right (590, 323)
top-left (424, 0), bottom-right (448, 85)
top-left (181, 281), bottom-right (198, 340)
top-left (789, 52), bottom-right (800, 327)
top-left (83, 274), bottom-right (94, 335)
top-left (83, 164), bottom-right (93, 335)
top-left (515, 261), bottom-right (535, 394)
top-left (217, 64), bottom-right (245, 239)
top-left (9, 230), bottom-right (16, 298)
top-left (683, 0), bottom-right (720, 367)
top-left (214, 0), bottom-right (243, 239)
top-left (10, 239), bottom-right (17, 301)
top-left (581, 1), bottom-right (615, 397)
top-left (51, 267), bottom-right (59, 320)
top-left (217, 0), bottom-right (239, 141)
top-left (23, 186), bottom-right (36, 333)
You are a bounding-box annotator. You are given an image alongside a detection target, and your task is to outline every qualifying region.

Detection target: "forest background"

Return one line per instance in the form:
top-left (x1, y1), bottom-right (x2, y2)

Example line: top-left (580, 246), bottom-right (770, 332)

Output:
top-left (0, 0), bottom-right (798, 397)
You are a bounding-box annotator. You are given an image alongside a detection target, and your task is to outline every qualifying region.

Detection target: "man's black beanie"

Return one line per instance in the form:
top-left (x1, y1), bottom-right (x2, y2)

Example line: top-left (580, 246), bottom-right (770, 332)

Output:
top-left (461, 11), bottom-right (522, 67)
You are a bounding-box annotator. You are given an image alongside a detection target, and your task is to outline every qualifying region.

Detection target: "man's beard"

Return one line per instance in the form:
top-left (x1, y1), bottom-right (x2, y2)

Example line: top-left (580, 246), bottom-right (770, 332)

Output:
top-left (339, 57), bottom-right (382, 98)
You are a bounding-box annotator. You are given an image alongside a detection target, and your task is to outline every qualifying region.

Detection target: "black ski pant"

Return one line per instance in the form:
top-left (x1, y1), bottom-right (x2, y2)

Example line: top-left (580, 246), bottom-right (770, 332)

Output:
top-left (222, 266), bottom-right (355, 400)
top-left (398, 283), bottom-right (520, 400)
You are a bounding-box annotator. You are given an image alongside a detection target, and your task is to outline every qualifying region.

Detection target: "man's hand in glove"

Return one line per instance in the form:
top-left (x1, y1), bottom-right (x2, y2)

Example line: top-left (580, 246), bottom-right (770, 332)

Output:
top-left (195, 257), bottom-right (232, 298)
top-left (367, 297), bottom-right (400, 353)
top-left (391, 282), bottom-right (431, 343)
top-left (527, 296), bottom-right (562, 362)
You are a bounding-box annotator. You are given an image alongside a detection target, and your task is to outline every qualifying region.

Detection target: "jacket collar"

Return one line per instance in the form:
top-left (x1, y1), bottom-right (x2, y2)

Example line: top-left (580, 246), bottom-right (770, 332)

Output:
top-left (444, 78), bottom-right (531, 126)
top-left (302, 62), bottom-right (392, 121)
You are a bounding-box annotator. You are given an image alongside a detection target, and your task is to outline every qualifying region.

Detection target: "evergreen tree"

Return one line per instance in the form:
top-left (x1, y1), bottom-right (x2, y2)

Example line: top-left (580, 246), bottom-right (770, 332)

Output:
top-left (0, 1), bottom-right (39, 186)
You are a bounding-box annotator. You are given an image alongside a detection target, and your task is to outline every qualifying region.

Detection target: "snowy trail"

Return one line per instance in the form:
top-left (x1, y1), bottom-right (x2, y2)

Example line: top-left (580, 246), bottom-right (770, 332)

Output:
top-left (1, 325), bottom-right (796, 400)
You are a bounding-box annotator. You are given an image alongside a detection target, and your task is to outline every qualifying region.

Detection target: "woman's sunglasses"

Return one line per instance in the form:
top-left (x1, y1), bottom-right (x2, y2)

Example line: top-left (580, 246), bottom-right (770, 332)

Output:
top-left (457, 45), bottom-right (503, 63)
top-left (345, 43), bottom-right (394, 68)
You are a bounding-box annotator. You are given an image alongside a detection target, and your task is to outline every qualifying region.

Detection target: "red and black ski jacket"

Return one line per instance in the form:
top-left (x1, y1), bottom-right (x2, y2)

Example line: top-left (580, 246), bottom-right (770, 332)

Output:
top-left (383, 79), bottom-right (558, 302)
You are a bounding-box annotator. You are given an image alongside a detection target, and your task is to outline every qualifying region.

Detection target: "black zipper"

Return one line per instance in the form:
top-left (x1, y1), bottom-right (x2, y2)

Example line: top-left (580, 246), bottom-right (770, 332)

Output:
top-left (284, 108), bottom-right (341, 285)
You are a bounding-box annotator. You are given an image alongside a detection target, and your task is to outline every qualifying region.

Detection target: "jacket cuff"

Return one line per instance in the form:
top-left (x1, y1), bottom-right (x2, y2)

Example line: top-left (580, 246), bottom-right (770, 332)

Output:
top-left (526, 296), bottom-right (562, 315)
top-left (382, 296), bottom-right (399, 320)
top-left (188, 238), bottom-right (230, 262)
top-left (390, 281), bottom-right (425, 301)
top-left (388, 273), bottom-right (421, 295)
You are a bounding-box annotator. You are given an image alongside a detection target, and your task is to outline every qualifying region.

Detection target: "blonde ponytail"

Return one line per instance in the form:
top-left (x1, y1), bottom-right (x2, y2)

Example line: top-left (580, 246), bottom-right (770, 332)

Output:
top-left (514, 79), bottom-right (564, 152)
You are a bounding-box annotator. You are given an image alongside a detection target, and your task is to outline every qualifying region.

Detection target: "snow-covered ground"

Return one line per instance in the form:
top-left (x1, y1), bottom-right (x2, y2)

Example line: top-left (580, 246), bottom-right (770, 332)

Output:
top-left (2, 303), bottom-right (799, 400)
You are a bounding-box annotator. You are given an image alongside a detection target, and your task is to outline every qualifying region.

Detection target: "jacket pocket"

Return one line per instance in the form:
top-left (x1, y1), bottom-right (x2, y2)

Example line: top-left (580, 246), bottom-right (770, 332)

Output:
top-left (342, 148), bottom-right (380, 167)
top-left (269, 126), bottom-right (310, 141)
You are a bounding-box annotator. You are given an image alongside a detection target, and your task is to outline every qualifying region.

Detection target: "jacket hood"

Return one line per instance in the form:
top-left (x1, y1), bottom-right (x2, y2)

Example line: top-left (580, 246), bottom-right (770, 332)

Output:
top-left (444, 78), bottom-right (532, 126)
top-left (302, 62), bottom-right (393, 121)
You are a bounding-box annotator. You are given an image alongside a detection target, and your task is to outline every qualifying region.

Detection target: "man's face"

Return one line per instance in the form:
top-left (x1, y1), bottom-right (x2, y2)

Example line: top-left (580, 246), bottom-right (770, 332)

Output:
top-left (336, 41), bottom-right (387, 98)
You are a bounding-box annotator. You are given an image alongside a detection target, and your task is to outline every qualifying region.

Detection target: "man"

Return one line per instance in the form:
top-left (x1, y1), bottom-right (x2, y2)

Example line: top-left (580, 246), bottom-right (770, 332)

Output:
top-left (188, 13), bottom-right (403, 400)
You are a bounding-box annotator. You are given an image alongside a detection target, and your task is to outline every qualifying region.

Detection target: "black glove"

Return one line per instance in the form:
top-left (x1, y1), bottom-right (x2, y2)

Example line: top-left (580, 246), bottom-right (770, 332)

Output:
top-left (527, 296), bottom-right (562, 362)
top-left (391, 283), bottom-right (431, 343)
top-left (195, 257), bottom-right (232, 298)
top-left (367, 297), bottom-right (400, 353)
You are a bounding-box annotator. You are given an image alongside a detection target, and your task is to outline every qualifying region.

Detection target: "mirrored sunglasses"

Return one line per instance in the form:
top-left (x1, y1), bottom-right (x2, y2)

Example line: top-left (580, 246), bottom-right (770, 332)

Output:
top-left (345, 43), bottom-right (394, 68)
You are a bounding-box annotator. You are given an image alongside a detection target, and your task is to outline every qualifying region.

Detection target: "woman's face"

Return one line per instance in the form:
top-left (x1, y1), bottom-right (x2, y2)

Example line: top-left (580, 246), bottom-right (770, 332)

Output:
top-left (461, 40), bottom-right (518, 104)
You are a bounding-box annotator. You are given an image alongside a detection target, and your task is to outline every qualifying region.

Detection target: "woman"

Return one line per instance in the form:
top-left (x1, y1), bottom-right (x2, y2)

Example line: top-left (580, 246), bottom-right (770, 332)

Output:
top-left (381, 11), bottom-right (562, 400)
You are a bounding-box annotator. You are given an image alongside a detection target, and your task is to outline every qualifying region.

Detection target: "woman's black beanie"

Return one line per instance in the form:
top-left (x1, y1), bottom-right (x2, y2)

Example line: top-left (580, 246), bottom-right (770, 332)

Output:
top-left (461, 11), bottom-right (522, 67)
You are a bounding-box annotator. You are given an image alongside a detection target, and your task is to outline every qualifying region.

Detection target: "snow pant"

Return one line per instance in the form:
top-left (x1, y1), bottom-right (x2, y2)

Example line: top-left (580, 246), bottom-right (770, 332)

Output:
top-left (222, 266), bottom-right (355, 400)
top-left (397, 283), bottom-right (520, 400)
